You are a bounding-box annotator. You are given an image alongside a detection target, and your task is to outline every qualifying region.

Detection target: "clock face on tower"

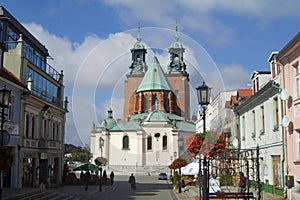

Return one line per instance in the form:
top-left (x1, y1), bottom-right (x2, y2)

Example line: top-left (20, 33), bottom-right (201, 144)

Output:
top-left (135, 65), bottom-right (141, 71)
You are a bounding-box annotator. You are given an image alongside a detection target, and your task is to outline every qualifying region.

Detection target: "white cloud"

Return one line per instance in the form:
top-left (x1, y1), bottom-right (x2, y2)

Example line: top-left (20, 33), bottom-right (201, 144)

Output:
top-left (218, 64), bottom-right (252, 90)
top-left (23, 22), bottom-right (250, 146)
top-left (100, 0), bottom-right (300, 46)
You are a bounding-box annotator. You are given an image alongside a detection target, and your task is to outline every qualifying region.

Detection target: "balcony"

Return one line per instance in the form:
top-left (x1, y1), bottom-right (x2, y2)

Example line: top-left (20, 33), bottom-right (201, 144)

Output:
top-left (24, 138), bottom-right (39, 148)
top-left (38, 139), bottom-right (61, 149)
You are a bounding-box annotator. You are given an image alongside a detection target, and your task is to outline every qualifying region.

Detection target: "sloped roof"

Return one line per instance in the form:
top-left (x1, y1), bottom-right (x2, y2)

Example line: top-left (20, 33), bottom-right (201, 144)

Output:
top-left (130, 111), bottom-right (183, 122)
top-left (110, 121), bottom-right (140, 131)
top-left (238, 89), bottom-right (252, 98)
top-left (176, 121), bottom-right (196, 133)
top-left (136, 57), bottom-right (173, 92)
top-left (0, 67), bottom-right (26, 88)
top-left (144, 111), bottom-right (182, 122)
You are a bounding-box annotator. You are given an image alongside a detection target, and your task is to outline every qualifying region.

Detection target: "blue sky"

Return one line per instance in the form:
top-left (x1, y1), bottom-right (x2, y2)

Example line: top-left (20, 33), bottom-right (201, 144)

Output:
top-left (2, 0), bottom-right (300, 147)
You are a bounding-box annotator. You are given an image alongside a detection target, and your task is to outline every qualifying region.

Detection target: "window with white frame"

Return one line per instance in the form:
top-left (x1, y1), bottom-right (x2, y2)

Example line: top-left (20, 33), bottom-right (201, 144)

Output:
top-left (273, 97), bottom-right (279, 130)
top-left (242, 116), bottom-right (245, 140)
top-left (253, 110), bottom-right (256, 135)
top-left (296, 130), bottom-right (300, 161)
top-left (122, 135), bottom-right (129, 149)
top-left (261, 106), bottom-right (265, 134)
top-left (294, 62), bottom-right (300, 99)
top-left (147, 136), bottom-right (152, 150)
top-left (162, 135), bottom-right (167, 150)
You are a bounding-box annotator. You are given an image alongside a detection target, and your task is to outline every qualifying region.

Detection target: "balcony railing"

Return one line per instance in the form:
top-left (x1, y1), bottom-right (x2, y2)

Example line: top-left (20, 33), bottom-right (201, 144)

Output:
top-left (38, 139), bottom-right (61, 149)
top-left (24, 138), bottom-right (39, 148)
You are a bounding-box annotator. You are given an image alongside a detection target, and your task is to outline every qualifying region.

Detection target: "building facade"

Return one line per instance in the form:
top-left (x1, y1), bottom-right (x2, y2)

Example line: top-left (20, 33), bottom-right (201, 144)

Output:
top-left (91, 28), bottom-right (195, 174)
top-left (277, 32), bottom-right (300, 200)
top-left (0, 6), bottom-right (68, 188)
top-left (235, 70), bottom-right (285, 196)
top-left (0, 68), bottom-right (24, 188)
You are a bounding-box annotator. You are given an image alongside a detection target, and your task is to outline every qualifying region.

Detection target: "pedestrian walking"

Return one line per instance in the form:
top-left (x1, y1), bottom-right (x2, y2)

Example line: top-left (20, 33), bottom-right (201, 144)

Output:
top-left (128, 173), bottom-right (136, 191)
top-left (238, 172), bottom-right (246, 193)
top-left (110, 171), bottom-right (115, 186)
top-left (84, 171), bottom-right (91, 191)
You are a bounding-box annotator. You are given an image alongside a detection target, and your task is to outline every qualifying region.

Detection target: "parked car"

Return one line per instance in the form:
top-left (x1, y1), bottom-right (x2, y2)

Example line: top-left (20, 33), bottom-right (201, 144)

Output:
top-left (158, 172), bottom-right (168, 180)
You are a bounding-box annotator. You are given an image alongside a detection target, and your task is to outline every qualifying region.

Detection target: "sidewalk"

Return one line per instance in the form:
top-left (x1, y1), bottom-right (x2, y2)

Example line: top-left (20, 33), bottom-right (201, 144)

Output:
top-left (173, 185), bottom-right (284, 200)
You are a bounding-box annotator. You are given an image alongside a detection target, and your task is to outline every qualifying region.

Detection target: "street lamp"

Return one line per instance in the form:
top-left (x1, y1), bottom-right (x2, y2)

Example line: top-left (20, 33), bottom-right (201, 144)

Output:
top-left (178, 137), bottom-right (184, 193)
top-left (196, 81), bottom-right (211, 132)
top-left (97, 137), bottom-right (104, 191)
top-left (196, 81), bottom-right (211, 200)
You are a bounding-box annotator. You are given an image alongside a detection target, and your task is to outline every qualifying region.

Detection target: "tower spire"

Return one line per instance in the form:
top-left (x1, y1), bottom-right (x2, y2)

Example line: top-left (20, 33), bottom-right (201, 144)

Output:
top-left (175, 21), bottom-right (179, 42)
top-left (137, 22), bottom-right (141, 42)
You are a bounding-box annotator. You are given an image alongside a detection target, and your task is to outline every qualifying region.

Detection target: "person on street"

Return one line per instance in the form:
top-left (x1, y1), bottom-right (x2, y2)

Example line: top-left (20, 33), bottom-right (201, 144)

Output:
top-left (84, 171), bottom-right (91, 191)
top-left (128, 173), bottom-right (136, 191)
top-left (238, 172), bottom-right (246, 193)
top-left (110, 171), bottom-right (115, 186)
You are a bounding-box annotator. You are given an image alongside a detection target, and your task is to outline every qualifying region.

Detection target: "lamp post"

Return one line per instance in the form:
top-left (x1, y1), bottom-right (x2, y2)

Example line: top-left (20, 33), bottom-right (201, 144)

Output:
top-left (196, 81), bottom-right (211, 200)
top-left (0, 86), bottom-right (11, 200)
top-left (99, 165), bottom-right (103, 192)
top-left (178, 138), bottom-right (184, 193)
top-left (97, 138), bottom-right (104, 192)
top-left (170, 156), bottom-right (173, 177)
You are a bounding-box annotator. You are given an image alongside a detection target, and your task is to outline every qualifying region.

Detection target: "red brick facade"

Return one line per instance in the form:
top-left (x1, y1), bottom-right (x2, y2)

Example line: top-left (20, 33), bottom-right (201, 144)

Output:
top-left (123, 73), bottom-right (190, 120)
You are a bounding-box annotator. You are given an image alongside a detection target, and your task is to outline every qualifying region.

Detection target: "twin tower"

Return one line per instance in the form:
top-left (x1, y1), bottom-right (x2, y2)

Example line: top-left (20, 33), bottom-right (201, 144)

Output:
top-left (123, 26), bottom-right (191, 121)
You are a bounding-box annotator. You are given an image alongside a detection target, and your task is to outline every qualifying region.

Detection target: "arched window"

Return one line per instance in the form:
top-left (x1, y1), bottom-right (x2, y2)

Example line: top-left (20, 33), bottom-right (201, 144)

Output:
top-left (123, 135), bottom-right (129, 149)
top-left (147, 136), bottom-right (152, 150)
top-left (162, 135), bottom-right (167, 150)
top-left (145, 95), bottom-right (149, 112)
top-left (153, 94), bottom-right (158, 110)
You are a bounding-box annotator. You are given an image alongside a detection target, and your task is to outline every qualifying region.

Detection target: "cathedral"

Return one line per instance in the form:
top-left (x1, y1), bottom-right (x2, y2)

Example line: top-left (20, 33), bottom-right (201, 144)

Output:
top-left (90, 26), bottom-right (196, 174)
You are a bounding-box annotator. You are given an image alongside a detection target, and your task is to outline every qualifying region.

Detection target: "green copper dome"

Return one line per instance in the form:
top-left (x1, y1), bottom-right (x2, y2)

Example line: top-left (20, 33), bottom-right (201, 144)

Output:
top-left (136, 57), bottom-right (173, 92)
top-left (100, 118), bottom-right (117, 130)
top-left (100, 108), bottom-right (117, 130)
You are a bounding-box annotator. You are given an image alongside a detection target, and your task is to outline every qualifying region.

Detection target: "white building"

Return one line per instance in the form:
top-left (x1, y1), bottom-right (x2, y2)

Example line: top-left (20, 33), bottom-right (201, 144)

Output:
top-left (90, 28), bottom-right (196, 174)
top-left (235, 70), bottom-right (285, 194)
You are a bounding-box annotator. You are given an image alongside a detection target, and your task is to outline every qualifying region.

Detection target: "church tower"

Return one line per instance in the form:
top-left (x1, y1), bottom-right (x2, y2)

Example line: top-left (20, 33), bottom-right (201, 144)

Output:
top-left (168, 24), bottom-right (187, 74)
top-left (124, 25), bottom-right (190, 121)
top-left (124, 25), bottom-right (147, 120)
top-left (166, 25), bottom-right (190, 120)
top-left (129, 24), bottom-right (147, 75)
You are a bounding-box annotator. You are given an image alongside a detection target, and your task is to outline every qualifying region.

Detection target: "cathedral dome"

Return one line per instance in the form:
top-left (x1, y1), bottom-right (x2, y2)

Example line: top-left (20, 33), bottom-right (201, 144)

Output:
top-left (100, 108), bottom-right (117, 130)
top-left (100, 118), bottom-right (117, 130)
